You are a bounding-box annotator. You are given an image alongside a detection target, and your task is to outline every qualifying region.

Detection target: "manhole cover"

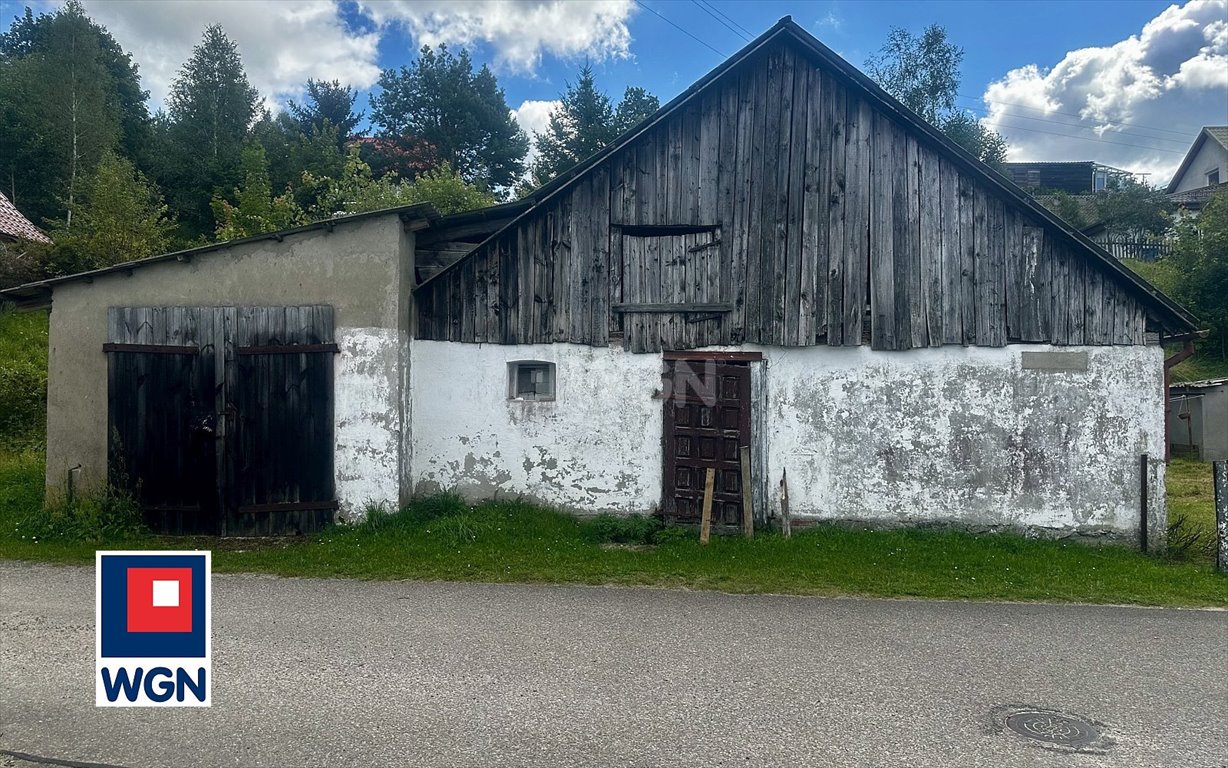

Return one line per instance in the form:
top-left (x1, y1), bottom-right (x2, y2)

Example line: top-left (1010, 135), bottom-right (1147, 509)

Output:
top-left (1004, 710), bottom-right (1101, 748)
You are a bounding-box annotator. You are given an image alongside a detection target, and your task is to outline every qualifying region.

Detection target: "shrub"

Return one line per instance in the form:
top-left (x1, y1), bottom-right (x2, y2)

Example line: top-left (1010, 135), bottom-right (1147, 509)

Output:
top-left (581, 513), bottom-right (663, 545)
top-left (19, 484), bottom-right (146, 543)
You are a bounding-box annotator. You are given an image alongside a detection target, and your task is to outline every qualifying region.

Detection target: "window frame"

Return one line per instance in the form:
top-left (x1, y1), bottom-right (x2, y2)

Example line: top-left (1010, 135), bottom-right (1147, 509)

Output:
top-left (507, 360), bottom-right (556, 402)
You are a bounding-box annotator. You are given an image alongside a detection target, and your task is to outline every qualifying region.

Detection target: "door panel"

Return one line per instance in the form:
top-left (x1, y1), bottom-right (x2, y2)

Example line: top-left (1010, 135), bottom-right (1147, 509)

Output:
top-left (106, 305), bottom-right (336, 536)
top-left (663, 360), bottom-right (751, 527)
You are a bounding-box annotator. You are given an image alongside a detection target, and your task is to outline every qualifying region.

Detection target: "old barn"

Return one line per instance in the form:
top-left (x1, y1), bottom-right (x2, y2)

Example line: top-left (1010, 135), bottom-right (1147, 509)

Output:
top-left (1, 19), bottom-right (1199, 542)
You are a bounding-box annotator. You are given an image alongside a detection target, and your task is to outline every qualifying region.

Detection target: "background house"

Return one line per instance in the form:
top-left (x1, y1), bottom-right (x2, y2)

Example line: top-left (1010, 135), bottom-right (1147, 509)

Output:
top-left (1004, 161), bottom-right (1137, 194)
top-left (1167, 127), bottom-right (1227, 196)
top-left (0, 18), bottom-right (1200, 545)
top-left (1168, 378), bottom-right (1228, 461)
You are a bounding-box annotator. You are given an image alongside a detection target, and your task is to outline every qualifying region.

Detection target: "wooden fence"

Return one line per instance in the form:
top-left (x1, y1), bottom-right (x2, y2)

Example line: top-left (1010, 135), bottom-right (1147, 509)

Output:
top-left (1096, 236), bottom-right (1175, 262)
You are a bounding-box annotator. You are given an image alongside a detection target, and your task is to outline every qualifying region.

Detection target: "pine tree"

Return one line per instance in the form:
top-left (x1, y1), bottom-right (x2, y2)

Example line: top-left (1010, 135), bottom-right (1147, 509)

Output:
top-left (288, 79), bottom-right (363, 149)
top-left (211, 142), bottom-right (305, 240)
top-left (370, 44), bottom-right (528, 192)
top-left (529, 67), bottom-right (660, 188)
top-left (158, 25), bottom-right (260, 239)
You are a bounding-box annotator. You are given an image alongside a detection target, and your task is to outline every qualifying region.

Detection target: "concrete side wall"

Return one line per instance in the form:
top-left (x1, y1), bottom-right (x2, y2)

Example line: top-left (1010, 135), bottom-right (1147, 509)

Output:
top-left (410, 341), bottom-right (1165, 539)
top-left (44, 215), bottom-right (408, 513)
top-left (1172, 139), bottom-right (1228, 193)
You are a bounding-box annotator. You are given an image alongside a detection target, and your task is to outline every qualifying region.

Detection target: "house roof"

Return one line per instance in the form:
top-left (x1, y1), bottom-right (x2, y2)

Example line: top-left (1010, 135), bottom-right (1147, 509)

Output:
top-left (1166, 126), bottom-right (1228, 193)
top-left (0, 203), bottom-right (438, 309)
top-left (0, 192), bottom-right (52, 244)
top-left (416, 17), bottom-right (1198, 335)
top-left (1169, 181), bottom-right (1228, 207)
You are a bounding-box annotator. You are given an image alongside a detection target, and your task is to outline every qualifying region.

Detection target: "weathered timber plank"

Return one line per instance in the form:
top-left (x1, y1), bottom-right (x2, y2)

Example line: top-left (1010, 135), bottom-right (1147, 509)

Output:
top-left (759, 48), bottom-right (784, 345)
top-left (869, 111), bottom-right (896, 350)
top-left (784, 54), bottom-right (807, 346)
top-left (938, 157), bottom-right (961, 344)
top-left (844, 96), bottom-right (871, 346)
top-left (972, 186), bottom-right (991, 345)
top-left (822, 72), bottom-right (843, 345)
top-left (918, 144), bottom-right (942, 346)
top-left (906, 135), bottom-right (926, 348)
top-left (800, 63), bottom-right (824, 345)
top-left (891, 124), bottom-right (913, 349)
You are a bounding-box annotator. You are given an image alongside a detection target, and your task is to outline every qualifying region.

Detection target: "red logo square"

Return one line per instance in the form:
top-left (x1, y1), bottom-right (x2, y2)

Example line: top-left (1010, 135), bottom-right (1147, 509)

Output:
top-left (126, 567), bottom-right (193, 633)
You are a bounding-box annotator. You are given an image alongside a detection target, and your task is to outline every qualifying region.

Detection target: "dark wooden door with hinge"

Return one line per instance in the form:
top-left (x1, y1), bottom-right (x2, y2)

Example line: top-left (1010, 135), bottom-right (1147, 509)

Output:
top-left (663, 359), bottom-right (751, 528)
top-left (106, 306), bottom-right (337, 536)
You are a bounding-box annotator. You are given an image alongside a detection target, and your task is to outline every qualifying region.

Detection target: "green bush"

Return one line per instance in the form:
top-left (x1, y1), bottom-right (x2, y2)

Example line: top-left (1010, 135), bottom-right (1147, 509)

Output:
top-left (0, 307), bottom-right (48, 449)
top-left (581, 513), bottom-right (663, 545)
top-left (18, 484), bottom-right (146, 543)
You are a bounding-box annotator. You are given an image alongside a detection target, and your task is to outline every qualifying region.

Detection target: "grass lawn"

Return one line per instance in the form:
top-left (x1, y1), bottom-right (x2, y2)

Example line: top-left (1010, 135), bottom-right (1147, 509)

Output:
top-left (1, 449), bottom-right (1224, 607)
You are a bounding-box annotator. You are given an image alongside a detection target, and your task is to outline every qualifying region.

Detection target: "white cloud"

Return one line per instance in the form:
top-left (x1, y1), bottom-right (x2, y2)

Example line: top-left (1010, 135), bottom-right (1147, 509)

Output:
top-left (358, 0), bottom-right (635, 73)
top-left (980, 0), bottom-right (1228, 186)
top-left (81, 0), bottom-right (382, 113)
top-left (512, 98), bottom-right (561, 168)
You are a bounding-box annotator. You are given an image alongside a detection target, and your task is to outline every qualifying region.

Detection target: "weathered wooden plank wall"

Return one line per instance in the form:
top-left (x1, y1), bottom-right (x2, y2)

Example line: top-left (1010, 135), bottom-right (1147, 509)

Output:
top-left (417, 43), bottom-right (1155, 352)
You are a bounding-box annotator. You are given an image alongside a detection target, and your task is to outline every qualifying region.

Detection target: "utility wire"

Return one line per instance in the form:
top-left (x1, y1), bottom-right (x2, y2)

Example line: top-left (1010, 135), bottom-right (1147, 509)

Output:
top-left (690, 0), bottom-right (752, 43)
top-left (634, 0), bottom-right (728, 58)
top-left (640, 4), bottom-right (1188, 156)
top-left (956, 93), bottom-right (1197, 138)
top-left (988, 120), bottom-right (1187, 154)
top-left (955, 105), bottom-right (1190, 147)
top-left (695, 0), bottom-right (755, 41)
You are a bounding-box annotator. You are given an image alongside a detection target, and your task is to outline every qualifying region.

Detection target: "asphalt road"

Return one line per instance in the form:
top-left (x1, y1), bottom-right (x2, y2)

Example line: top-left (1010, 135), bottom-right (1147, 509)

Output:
top-left (1, 561), bottom-right (1225, 768)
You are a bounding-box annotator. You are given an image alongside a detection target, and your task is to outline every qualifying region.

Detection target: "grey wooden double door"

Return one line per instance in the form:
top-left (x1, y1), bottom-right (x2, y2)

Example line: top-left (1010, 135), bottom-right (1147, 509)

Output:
top-left (105, 306), bottom-right (337, 535)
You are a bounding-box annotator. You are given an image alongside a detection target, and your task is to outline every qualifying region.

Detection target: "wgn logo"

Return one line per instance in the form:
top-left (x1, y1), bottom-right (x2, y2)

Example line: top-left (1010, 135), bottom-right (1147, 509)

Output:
top-left (96, 551), bottom-right (211, 706)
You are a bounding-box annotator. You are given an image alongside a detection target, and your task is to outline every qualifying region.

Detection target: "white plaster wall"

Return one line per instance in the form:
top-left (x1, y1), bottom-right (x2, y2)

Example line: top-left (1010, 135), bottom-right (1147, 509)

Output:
top-left (408, 340), bottom-right (1165, 538)
top-left (1171, 137), bottom-right (1228, 193)
top-left (334, 327), bottom-right (402, 515)
top-left (760, 344), bottom-right (1166, 536)
top-left (410, 341), bottom-right (663, 512)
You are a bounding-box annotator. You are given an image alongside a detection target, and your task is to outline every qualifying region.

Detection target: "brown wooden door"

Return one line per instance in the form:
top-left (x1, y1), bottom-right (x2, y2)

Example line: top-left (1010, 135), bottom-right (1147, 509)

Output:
top-left (663, 360), bottom-right (751, 527)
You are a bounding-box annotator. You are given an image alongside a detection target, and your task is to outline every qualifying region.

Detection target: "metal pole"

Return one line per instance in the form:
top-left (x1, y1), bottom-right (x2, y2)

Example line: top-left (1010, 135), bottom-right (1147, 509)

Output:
top-left (1214, 460), bottom-right (1227, 575)
top-left (1139, 454), bottom-right (1149, 554)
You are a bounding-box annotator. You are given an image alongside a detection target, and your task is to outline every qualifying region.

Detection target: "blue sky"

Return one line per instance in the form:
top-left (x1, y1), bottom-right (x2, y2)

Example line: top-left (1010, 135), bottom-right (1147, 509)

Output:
top-left (12, 0), bottom-right (1228, 183)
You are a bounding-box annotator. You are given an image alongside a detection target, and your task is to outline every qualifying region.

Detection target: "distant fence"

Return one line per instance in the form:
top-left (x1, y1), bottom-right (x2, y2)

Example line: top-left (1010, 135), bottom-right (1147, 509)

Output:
top-left (1096, 236), bottom-right (1175, 262)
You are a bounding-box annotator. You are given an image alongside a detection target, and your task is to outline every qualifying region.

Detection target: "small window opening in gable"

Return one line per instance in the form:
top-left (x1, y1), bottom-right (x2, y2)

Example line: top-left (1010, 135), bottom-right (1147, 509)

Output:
top-left (1208, 168), bottom-right (1220, 186)
top-left (508, 361), bottom-right (555, 401)
top-left (1093, 170), bottom-right (1108, 191)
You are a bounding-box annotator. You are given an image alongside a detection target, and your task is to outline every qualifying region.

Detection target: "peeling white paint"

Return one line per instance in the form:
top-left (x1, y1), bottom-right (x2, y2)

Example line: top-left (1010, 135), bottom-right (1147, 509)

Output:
top-left (334, 326), bottom-right (401, 515)
top-left (756, 343), bottom-right (1166, 536)
top-left (410, 341), bottom-right (663, 512)
top-left (407, 340), bottom-right (1165, 538)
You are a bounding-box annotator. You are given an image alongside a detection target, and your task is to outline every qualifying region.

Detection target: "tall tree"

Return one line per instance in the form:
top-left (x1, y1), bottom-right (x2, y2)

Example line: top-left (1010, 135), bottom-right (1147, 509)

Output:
top-left (0, 1), bottom-right (148, 227)
top-left (613, 86), bottom-right (660, 133)
top-left (252, 110), bottom-right (345, 209)
top-left (288, 78), bottom-right (363, 149)
top-left (530, 67), bottom-right (660, 188)
top-left (940, 111), bottom-right (1008, 171)
top-left (43, 150), bottom-right (175, 275)
top-left (1095, 179), bottom-right (1174, 238)
top-left (211, 142), bottom-right (305, 240)
top-left (303, 148), bottom-right (496, 219)
top-left (158, 24), bottom-right (260, 239)
top-left (370, 44), bottom-right (528, 192)
top-left (866, 24), bottom-right (1009, 172)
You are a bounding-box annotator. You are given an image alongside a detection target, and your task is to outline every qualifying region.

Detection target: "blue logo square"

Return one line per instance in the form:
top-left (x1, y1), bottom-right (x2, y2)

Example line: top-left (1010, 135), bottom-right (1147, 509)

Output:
top-left (99, 553), bottom-right (208, 658)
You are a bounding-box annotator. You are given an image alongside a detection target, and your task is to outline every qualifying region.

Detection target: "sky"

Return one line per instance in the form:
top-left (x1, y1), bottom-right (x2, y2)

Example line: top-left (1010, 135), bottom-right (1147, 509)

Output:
top-left (8, 0), bottom-right (1228, 185)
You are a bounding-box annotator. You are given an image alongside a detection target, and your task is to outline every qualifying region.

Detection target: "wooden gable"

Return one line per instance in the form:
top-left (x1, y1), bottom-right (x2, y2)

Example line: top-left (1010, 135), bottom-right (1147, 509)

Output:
top-left (415, 22), bottom-right (1195, 353)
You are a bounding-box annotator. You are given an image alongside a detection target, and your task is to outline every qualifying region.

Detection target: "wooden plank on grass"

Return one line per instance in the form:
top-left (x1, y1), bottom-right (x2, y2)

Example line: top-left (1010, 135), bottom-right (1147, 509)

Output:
top-left (700, 467), bottom-right (715, 545)
top-left (740, 446), bottom-right (754, 539)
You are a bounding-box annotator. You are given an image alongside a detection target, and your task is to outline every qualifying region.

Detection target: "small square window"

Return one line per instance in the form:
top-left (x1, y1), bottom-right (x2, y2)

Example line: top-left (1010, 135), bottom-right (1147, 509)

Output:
top-left (508, 361), bottom-right (555, 401)
top-left (1208, 168), bottom-right (1220, 186)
